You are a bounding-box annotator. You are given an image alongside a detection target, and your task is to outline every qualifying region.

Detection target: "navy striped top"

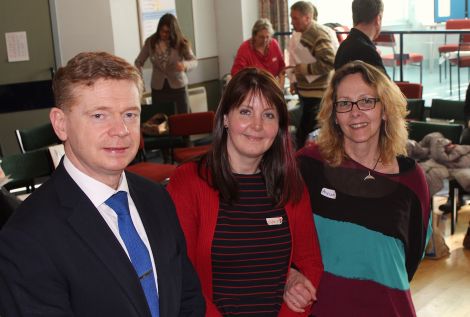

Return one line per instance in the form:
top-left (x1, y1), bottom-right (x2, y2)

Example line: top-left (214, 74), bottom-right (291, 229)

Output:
top-left (211, 173), bottom-right (292, 316)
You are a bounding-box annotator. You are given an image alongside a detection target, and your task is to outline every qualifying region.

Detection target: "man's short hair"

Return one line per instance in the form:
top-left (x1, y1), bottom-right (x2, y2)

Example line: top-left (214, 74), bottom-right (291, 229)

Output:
top-left (53, 51), bottom-right (143, 110)
top-left (352, 0), bottom-right (384, 25)
top-left (290, 1), bottom-right (314, 18)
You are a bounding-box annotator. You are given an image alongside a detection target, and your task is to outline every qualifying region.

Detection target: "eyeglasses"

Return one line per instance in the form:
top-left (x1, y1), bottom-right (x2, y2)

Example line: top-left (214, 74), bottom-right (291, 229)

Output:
top-left (334, 98), bottom-right (380, 113)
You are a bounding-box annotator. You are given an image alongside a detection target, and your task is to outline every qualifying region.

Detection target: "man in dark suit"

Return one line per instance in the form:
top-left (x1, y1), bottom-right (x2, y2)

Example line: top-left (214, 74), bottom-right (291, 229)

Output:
top-left (0, 52), bottom-right (205, 316)
top-left (334, 0), bottom-right (388, 75)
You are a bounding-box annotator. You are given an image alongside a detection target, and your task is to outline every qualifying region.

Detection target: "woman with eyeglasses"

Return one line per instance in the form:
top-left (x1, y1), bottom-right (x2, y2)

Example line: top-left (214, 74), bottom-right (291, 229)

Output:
top-left (285, 61), bottom-right (431, 316)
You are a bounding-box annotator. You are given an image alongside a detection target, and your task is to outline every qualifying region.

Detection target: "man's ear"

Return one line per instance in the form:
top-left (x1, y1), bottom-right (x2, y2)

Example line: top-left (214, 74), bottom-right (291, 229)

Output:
top-left (49, 107), bottom-right (68, 142)
top-left (375, 13), bottom-right (383, 30)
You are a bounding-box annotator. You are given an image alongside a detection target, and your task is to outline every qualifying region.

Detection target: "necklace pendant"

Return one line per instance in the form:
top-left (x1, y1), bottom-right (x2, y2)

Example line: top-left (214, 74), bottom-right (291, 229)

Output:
top-left (364, 171), bottom-right (375, 181)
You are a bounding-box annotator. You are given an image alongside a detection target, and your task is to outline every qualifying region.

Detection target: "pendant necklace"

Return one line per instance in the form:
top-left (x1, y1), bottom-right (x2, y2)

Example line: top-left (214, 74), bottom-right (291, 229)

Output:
top-left (364, 155), bottom-right (381, 181)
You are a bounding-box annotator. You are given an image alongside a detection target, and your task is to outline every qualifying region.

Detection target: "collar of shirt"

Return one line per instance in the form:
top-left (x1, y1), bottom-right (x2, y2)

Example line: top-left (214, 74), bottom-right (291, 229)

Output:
top-left (63, 155), bottom-right (130, 207)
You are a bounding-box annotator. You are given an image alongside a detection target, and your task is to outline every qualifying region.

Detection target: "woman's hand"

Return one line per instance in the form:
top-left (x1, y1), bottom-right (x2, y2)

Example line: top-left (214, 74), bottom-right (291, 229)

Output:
top-left (175, 62), bottom-right (186, 72)
top-left (284, 268), bottom-right (317, 313)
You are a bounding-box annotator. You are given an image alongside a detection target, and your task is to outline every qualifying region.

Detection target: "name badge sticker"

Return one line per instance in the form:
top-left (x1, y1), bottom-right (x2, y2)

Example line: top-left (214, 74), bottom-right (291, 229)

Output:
top-left (321, 188), bottom-right (336, 199)
top-left (266, 216), bottom-right (283, 225)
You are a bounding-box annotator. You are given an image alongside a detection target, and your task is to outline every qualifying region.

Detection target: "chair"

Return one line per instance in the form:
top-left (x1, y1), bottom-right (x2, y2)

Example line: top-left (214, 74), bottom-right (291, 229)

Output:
top-left (125, 163), bottom-right (176, 184)
top-left (15, 122), bottom-right (61, 154)
top-left (438, 19), bottom-right (470, 82)
top-left (168, 111), bottom-right (214, 164)
top-left (1, 148), bottom-right (54, 192)
top-left (333, 25), bottom-right (350, 44)
top-left (140, 101), bottom-right (184, 162)
top-left (374, 33), bottom-right (424, 83)
top-left (449, 33), bottom-right (470, 99)
top-left (408, 121), bottom-right (463, 145)
top-left (125, 135), bottom-right (176, 184)
top-left (406, 99), bottom-right (425, 121)
top-left (395, 82), bottom-right (423, 99)
top-left (430, 99), bottom-right (466, 124)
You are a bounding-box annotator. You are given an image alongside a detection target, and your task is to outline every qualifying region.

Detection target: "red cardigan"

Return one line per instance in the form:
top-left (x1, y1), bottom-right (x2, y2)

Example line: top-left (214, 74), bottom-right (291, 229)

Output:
top-left (231, 38), bottom-right (286, 78)
top-left (167, 162), bottom-right (323, 316)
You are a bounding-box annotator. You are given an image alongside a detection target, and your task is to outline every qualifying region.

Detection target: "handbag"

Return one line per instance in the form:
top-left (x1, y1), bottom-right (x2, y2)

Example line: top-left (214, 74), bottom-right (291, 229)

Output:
top-left (141, 113), bottom-right (169, 136)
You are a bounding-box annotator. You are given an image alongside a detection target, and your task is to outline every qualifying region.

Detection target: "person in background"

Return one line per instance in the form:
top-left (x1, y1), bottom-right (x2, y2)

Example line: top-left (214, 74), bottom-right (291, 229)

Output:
top-left (309, 5), bottom-right (339, 52)
top-left (231, 18), bottom-right (286, 88)
top-left (288, 61), bottom-right (431, 316)
top-left (0, 51), bottom-right (205, 316)
top-left (167, 67), bottom-right (323, 316)
top-left (135, 13), bottom-right (197, 114)
top-left (334, 0), bottom-right (387, 75)
top-left (289, 1), bottom-right (335, 149)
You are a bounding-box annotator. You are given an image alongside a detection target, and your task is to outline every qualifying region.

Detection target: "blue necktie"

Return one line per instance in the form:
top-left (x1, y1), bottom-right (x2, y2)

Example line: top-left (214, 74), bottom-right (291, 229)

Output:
top-left (105, 191), bottom-right (160, 317)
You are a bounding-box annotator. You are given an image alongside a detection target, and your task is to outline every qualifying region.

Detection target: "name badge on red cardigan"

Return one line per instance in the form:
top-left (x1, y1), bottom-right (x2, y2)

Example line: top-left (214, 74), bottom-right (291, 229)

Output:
top-left (266, 216), bottom-right (283, 225)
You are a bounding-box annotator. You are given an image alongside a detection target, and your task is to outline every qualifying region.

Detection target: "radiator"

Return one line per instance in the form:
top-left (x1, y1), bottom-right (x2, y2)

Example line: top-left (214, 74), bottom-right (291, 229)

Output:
top-left (188, 86), bottom-right (208, 113)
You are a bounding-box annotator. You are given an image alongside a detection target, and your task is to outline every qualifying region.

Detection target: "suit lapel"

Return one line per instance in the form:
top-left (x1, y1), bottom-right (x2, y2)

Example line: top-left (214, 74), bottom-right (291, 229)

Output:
top-left (52, 164), bottom-right (150, 317)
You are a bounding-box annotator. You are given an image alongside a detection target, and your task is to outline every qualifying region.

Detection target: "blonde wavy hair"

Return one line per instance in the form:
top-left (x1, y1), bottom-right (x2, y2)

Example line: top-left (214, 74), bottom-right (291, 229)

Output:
top-left (316, 60), bottom-right (408, 166)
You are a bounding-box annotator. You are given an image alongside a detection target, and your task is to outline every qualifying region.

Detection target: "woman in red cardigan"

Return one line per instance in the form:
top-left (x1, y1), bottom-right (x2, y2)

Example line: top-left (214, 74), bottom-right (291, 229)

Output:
top-left (167, 67), bottom-right (323, 316)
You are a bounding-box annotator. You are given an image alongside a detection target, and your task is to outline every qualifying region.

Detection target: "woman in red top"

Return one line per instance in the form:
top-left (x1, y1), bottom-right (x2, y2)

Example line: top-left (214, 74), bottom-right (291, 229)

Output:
top-left (231, 19), bottom-right (286, 88)
top-left (167, 68), bottom-right (323, 316)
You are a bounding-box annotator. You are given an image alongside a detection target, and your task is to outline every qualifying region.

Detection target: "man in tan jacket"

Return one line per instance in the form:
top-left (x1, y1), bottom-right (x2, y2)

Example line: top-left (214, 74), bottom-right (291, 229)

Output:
top-left (290, 1), bottom-right (335, 148)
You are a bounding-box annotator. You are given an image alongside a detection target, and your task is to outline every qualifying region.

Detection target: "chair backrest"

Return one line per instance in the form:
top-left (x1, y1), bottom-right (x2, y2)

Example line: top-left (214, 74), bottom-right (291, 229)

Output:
top-left (374, 33), bottom-right (396, 47)
top-left (446, 19), bottom-right (470, 30)
top-left (408, 121), bottom-right (463, 144)
top-left (458, 33), bottom-right (470, 51)
top-left (1, 148), bottom-right (54, 189)
top-left (140, 102), bottom-right (176, 123)
top-left (430, 99), bottom-right (466, 123)
top-left (168, 111), bottom-right (215, 137)
top-left (333, 25), bottom-right (350, 43)
top-left (396, 82), bottom-right (423, 99)
top-left (406, 99), bottom-right (425, 121)
top-left (15, 123), bottom-right (61, 154)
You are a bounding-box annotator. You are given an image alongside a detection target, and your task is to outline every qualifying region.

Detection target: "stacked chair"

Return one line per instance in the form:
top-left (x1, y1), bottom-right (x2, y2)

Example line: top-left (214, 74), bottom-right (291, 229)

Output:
top-left (438, 19), bottom-right (470, 83)
top-left (375, 33), bottom-right (424, 83)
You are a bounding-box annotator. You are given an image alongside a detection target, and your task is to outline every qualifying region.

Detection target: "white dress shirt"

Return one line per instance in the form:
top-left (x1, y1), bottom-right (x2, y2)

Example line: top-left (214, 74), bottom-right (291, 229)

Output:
top-left (63, 156), bottom-right (159, 292)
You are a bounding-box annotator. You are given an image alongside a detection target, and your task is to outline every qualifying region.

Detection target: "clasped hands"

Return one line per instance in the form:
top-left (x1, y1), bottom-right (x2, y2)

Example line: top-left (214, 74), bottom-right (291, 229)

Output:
top-left (283, 268), bottom-right (317, 313)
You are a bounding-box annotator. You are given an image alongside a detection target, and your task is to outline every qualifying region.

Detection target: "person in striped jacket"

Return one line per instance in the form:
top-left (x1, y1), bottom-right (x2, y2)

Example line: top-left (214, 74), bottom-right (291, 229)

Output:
top-left (167, 67), bottom-right (323, 316)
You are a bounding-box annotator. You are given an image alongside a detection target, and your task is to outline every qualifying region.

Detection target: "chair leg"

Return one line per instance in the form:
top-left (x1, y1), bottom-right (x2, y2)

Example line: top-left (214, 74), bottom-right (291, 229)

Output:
top-left (444, 59), bottom-right (447, 80)
top-left (439, 53), bottom-right (442, 83)
top-left (419, 62), bottom-right (422, 84)
top-left (449, 64), bottom-right (452, 96)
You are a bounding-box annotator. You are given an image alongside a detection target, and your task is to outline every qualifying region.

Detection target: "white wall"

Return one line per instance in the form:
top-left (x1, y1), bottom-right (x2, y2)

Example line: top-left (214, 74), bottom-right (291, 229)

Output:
top-left (51, 0), bottom-right (115, 66)
top-left (241, 0), bottom-right (259, 40)
top-left (50, 0), bottom-right (256, 82)
top-left (214, 1), bottom-right (244, 76)
top-left (214, 0), bottom-right (258, 77)
top-left (192, 0), bottom-right (218, 58)
top-left (109, 0), bottom-right (141, 63)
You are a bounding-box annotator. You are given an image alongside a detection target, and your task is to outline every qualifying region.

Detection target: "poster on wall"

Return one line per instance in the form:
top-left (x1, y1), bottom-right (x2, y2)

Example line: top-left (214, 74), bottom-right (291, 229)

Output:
top-left (137, 0), bottom-right (176, 45)
top-left (5, 31), bottom-right (30, 62)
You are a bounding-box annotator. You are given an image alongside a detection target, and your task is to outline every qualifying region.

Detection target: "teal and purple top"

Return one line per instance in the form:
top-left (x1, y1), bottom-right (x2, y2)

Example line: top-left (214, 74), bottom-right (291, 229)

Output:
top-left (298, 144), bottom-right (431, 317)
